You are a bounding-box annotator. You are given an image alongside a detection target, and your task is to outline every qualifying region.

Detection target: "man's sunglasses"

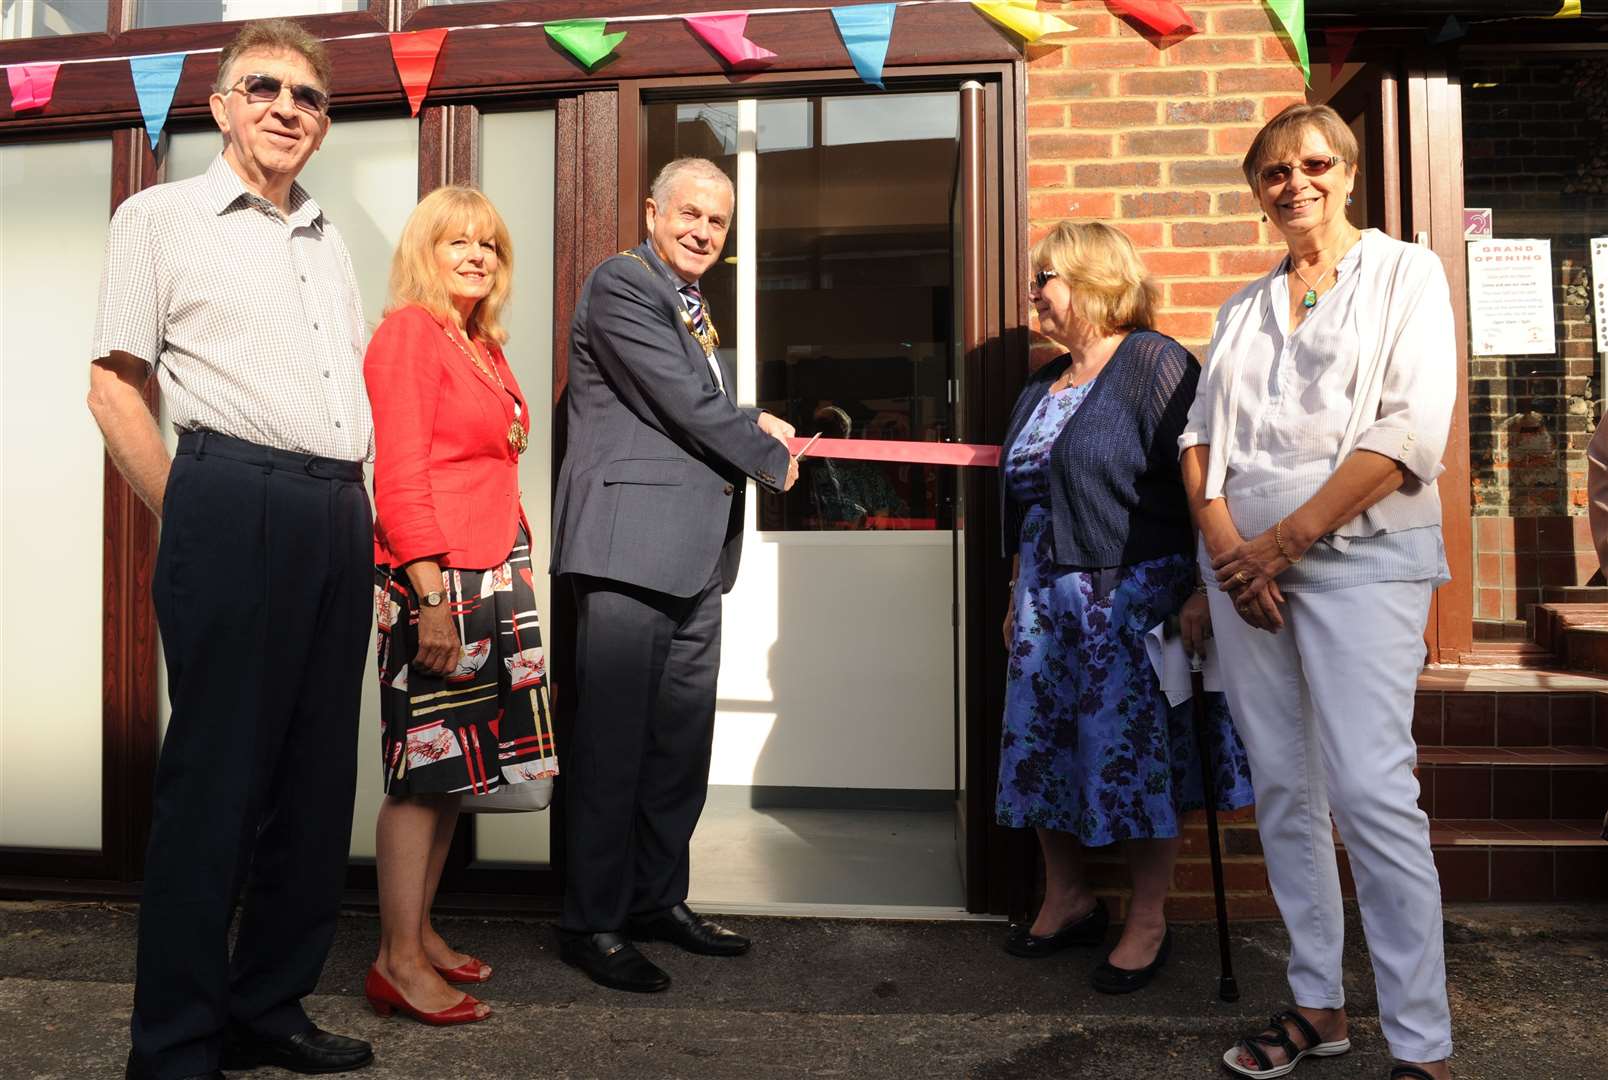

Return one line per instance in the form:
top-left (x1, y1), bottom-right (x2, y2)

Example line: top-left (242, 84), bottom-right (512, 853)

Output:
top-left (224, 73), bottom-right (330, 116)
top-left (1258, 155), bottom-right (1342, 186)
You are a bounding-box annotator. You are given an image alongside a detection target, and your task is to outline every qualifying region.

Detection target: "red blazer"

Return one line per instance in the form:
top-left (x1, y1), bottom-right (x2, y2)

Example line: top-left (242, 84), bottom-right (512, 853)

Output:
top-left (365, 304), bottom-right (531, 570)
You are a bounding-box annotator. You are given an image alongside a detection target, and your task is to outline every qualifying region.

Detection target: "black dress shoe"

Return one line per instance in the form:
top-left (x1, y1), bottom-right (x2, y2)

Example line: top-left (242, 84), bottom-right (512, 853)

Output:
top-left (626, 902), bottom-right (751, 957)
top-left (1003, 898), bottom-right (1110, 958)
top-left (220, 1025), bottom-right (373, 1074)
top-left (1090, 927), bottom-right (1172, 994)
top-left (558, 929), bottom-right (672, 992)
top-left (124, 1055), bottom-right (223, 1080)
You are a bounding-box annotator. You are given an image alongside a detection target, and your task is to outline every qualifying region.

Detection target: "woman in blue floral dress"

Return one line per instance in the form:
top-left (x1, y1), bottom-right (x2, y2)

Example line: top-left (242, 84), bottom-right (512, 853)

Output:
top-left (997, 221), bottom-right (1254, 993)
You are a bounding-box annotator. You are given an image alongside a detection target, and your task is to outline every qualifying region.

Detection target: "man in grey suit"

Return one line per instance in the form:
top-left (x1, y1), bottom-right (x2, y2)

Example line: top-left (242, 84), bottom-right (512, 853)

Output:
top-left (552, 157), bottom-right (797, 992)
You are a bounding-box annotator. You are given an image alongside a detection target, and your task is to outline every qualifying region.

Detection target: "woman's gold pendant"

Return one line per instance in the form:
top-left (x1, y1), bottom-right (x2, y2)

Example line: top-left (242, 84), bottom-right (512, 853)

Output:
top-left (507, 421), bottom-right (529, 456)
top-left (1301, 288), bottom-right (1318, 309)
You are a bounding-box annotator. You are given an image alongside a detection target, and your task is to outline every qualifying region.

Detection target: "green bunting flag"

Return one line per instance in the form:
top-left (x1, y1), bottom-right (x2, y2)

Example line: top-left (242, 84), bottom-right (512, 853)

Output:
top-left (1263, 0), bottom-right (1310, 86)
top-left (545, 19), bottom-right (626, 69)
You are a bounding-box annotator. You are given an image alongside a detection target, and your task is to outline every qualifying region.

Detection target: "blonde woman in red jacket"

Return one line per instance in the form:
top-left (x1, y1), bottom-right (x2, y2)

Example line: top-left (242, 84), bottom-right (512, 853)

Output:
top-left (362, 186), bottom-right (555, 1026)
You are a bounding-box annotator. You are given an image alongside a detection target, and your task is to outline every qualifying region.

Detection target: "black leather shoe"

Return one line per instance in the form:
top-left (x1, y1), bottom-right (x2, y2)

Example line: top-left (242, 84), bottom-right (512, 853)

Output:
top-left (125, 1054), bottom-right (223, 1080)
top-left (627, 903), bottom-right (751, 957)
top-left (558, 929), bottom-right (672, 992)
top-left (1090, 927), bottom-right (1172, 994)
top-left (220, 1025), bottom-right (373, 1074)
top-left (1003, 898), bottom-right (1110, 958)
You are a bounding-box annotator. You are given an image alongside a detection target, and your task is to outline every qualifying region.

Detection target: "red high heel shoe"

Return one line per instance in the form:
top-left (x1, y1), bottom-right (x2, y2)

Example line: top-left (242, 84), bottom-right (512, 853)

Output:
top-left (434, 956), bottom-right (492, 984)
top-left (364, 965), bottom-right (491, 1025)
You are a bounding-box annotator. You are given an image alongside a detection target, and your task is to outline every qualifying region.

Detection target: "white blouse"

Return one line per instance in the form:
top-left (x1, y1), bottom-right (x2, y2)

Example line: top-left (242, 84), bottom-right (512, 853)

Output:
top-left (1180, 230), bottom-right (1455, 590)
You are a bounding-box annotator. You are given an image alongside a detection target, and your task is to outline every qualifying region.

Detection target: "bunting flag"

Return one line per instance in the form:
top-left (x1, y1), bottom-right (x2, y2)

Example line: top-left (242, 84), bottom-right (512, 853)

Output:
top-left (832, 4), bottom-right (897, 88)
top-left (1551, 1), bottom-right (1581, 16)
top-left (129, 53), bottom-right (185, 150)
top-left (1262, 0), bottom-right (1309, 86)
top-left (388, 28), bottom-right (448, 117)
top-left (971, 0), bottom-right (1077, 45)
top-left (1107, 0), bottom-right (1195, 38)
top-left (546, 19), bottom-right (627, 69)
top-left (1325, 26), bottom-right (1361, 82)
top-left (684, 12), bottom-right (777, 68)
top-left (6, 62), bottom-right (62, 112)
top-left (1430, 14), bottom-right (1467, 44)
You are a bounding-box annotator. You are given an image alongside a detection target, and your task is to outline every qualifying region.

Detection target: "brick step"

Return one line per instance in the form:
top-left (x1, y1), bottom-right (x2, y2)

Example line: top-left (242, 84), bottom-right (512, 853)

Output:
top-left (1458, 640), bottom-right (1557, 667)
top-left (1414, 669), bottom-right (1607, 748)
top-left (1472, 618), bottom-right (1531, 643)
top-left (1417, 746), bottom-right (1608, 766)
top-left (1541, 585), bottom-right (1608, 605)
top-left (1415, 760), bottom-right (1608, 820)
top-left (1530, 603), bottom-right (1608, 669)
top-left (1336, 821), bottom-right (1607, 900)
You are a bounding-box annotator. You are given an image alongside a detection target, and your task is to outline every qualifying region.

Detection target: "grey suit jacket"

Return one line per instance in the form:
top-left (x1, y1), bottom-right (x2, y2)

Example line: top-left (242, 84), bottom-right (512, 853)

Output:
top-left (551, 241), bottom-right (791, 598)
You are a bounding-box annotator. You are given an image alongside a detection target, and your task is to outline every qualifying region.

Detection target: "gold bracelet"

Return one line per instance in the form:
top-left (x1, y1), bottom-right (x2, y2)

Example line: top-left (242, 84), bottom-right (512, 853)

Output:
top-left (1274, 519), bottom-right (1303, 564)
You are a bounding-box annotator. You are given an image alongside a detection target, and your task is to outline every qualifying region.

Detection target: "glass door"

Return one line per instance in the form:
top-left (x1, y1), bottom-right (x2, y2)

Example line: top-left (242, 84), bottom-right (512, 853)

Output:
top-left (642, 88), bottom-right (972, 911)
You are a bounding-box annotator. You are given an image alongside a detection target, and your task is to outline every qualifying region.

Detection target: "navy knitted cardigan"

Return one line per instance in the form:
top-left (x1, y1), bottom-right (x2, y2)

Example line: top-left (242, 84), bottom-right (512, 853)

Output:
top-left (1000, 330), bottom-right (1199, 568)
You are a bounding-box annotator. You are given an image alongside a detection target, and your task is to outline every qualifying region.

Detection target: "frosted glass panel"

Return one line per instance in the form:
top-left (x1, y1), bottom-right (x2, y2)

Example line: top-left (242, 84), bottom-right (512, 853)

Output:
top-left (164, 119), bottom-right (417, 859)
top-left (0, 139), bottom-right (110, 849)
top-left (474, 109), bottom-right (556, 866)
top-left (136, 0), bottom-right (361, 30)
top-left (0, 0), bottom-right (102, 38)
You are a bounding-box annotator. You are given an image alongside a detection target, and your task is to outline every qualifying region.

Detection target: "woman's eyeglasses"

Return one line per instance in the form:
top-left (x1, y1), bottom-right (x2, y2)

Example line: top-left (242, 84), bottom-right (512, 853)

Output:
top-left (225, 73), bottom-right (330, 116)
top-left (1258, 155), bottom-right (1342, 186)
top-left (1029, 268), bottom-right (1059, 291)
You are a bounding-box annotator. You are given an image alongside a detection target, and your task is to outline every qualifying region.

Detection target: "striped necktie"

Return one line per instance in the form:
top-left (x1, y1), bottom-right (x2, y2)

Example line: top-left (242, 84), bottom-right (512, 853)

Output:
top-left (680, 282), bottom-right (708, 334)
top-left (680, 282), bottom-right (724, 393)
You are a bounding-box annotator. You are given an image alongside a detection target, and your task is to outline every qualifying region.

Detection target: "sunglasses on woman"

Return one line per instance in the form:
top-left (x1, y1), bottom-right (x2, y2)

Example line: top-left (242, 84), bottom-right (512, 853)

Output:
top-left (1258, 155), bottom-right (1342, 186)
top-left (224, 73), bottom-right (330, 116)
top-left (1029, 268), bottom-right (1059, 291)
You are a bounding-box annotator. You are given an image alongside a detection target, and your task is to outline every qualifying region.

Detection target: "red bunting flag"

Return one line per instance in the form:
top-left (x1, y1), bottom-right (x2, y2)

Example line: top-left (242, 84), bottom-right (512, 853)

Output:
top-left (684, 13), bottom-right (777, 69)
top-left (1107, 0), bottom-right (1196, 37)
top-left (6, 62), bottom-right (62, 112)
top-left (388, 28), bottom-right (449, 117)
top-left (1325, 26), bottom-right (1362, 82)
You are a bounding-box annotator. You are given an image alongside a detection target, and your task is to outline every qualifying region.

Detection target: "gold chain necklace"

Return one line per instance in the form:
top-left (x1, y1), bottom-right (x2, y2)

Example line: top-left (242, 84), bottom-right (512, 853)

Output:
top-left (618, 249), bottom-right (720, 355)
top-left (443, 326), bottom-right (528, 456)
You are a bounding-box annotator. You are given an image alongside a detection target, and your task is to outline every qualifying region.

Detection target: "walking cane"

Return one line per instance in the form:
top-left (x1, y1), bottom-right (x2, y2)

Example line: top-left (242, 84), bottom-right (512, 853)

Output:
top-left (1189, 653), bottom-right (1240, 1003)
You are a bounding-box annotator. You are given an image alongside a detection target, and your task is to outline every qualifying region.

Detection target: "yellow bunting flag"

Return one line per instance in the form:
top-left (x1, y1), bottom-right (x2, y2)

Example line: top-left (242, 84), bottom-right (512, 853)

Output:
top-left (970, 0), bottom-right (1077, 45)
top-left (1550, 0), bottom-right (1581, 17)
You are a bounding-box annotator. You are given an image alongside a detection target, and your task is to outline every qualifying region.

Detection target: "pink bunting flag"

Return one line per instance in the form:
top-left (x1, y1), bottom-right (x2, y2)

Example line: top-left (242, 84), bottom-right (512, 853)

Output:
top-left (388, 28), bottom-right (449, 117)
top-left (1107, 0), bottom-right (1196, 37)
top-left (7, 62), bottom-right (62, 112)
top-left (684, 12), bottom-right (777, 69)
top-left (1325, 26), bottom-right (1362, 82)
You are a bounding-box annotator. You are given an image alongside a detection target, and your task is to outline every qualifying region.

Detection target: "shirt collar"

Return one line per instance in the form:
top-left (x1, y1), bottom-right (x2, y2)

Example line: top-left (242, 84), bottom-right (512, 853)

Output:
top-left (637, 239), bottom-right (697, 293)
top-left (203, 152), bottom-right (324, 230)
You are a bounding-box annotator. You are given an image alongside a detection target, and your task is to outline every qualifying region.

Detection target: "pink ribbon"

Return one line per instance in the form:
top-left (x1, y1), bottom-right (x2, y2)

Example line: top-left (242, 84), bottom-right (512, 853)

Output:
top-left (787, 437), bottom-right (1000, 468)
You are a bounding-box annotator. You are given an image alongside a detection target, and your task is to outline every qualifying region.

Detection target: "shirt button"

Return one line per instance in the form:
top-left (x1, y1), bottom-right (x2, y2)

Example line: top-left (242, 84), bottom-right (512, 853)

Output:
top-left (323, 370), bottom-right (331, 378)
top-left (335, 420), bottom-right (342, 428)
top-left (300, 275), bottom-right (307, 282)
top-left (312, 322), bottom-right (319, 330)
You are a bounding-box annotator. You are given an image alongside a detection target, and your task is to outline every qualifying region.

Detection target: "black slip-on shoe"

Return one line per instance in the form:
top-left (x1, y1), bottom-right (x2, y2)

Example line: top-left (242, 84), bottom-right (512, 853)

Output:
top-left (558, 929), bottom-right (672, 992)
top-left (1090, 927), bottom-right (1172, 994)
top-left (1003, 898), bottom-right (1110, 958)
top-left (220, 1025), bottom-right (373, 1074)
top-left (626, 903), bottom-right (751, 957)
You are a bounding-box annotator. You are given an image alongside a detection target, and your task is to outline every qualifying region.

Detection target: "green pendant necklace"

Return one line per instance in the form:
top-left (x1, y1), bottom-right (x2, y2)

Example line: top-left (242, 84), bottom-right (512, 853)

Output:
top-left (1291, 261), bottom-right (1335, 309)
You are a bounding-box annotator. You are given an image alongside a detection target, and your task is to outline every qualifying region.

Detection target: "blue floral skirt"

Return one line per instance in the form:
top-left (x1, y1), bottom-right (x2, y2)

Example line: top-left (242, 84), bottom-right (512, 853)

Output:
top-left (996, 505), bottom-right (1254, 845)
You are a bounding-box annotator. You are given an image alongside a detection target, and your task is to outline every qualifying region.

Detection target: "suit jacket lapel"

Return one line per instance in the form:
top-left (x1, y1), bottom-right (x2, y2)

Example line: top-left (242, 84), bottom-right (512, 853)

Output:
top-left (637, 241), bottom-right (725, 396)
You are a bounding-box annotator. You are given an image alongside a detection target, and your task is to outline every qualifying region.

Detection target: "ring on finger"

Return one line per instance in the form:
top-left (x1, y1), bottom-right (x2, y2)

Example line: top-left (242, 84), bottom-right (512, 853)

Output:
top-left (1233, 570), bottom-right (1251, 585)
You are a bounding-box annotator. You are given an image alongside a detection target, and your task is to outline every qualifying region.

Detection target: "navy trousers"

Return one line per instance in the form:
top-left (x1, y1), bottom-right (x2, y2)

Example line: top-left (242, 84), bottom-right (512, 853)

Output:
top-left (131, 431), bottom-right (372, 1079)
top-left (560, 569), bottom-right (723, 933)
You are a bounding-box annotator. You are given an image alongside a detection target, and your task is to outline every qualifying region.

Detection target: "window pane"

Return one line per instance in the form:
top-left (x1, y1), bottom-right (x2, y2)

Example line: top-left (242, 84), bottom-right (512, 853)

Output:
top-left (470, 108), bottom-right (557, 867)
top-left (1462, 56), bottom-right (1608, 631)
top-left (164, 119), bottom-right (419, 859)
top-left (643, 92), bottom-right (961, 532)
top-left (136, 0), bottom-right (361, 30)
top-left (0, 0), bottom-right (103, 38)
top-left (0, 138), bottom-right (110, 849)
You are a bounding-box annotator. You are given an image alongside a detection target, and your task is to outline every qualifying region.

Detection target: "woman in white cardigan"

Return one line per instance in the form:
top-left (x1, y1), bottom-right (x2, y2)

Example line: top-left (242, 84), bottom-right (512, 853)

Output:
top-left (1179, 104), bottom-right (1456, 1080)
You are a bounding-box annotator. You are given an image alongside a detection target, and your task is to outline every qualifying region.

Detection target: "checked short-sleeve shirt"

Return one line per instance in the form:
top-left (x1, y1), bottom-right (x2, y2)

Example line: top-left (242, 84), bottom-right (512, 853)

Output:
top-left (92, 152), bottom-right (373, 461)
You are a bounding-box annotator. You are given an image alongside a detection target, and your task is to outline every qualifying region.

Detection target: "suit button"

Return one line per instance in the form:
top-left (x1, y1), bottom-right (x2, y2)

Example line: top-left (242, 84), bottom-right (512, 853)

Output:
top-left (722, 484), bottom-right (735, 496)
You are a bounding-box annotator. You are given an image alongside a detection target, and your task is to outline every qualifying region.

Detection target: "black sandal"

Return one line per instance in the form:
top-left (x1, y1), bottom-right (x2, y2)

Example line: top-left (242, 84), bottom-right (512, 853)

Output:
top-left (1390, 1067), bottom-right (1438, 1080)
top-left (1221, 1009), bottom-right (1351, 1077)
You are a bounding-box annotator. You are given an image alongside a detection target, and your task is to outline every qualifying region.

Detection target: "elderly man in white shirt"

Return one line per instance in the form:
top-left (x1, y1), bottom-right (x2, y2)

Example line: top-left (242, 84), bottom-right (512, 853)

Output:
top-left (1179, 104), bottom-right (1457, 1080)
top-left (88, 20), bottom-right (374, 1080)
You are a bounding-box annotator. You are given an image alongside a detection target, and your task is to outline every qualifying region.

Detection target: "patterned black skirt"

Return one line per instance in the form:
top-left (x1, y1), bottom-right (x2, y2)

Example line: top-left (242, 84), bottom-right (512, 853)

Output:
top-left (375, 526), bottom-right (557, 796)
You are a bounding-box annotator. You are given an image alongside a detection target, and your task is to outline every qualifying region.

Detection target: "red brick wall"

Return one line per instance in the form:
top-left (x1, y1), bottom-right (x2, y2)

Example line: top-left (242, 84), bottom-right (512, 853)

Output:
top-left (1026, 1), bottom-right (1305, 370)
top-left (1023, 2), bottom-right (1306, 920)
